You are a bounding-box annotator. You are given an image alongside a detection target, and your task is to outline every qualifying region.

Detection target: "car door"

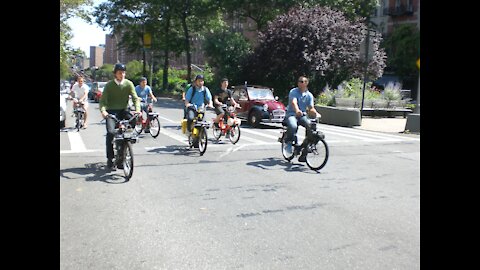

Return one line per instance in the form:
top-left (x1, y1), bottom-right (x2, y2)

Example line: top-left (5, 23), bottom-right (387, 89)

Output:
top-left (233, 88), bottom-right (249, 119)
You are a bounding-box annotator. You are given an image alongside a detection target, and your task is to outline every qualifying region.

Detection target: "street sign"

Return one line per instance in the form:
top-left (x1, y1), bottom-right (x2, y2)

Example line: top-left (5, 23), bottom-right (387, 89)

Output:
top-left (143, 33), bottom-right (151, 49)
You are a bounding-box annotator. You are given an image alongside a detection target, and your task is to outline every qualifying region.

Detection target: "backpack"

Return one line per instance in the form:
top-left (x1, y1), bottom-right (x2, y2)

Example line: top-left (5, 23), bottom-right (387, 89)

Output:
top-left (188, 86), bottom-right (208, 106)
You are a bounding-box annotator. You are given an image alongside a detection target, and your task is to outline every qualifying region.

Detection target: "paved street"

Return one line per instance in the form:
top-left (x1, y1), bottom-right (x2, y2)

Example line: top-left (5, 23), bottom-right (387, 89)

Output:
top-left (60, 97), bottom-right (420, 270)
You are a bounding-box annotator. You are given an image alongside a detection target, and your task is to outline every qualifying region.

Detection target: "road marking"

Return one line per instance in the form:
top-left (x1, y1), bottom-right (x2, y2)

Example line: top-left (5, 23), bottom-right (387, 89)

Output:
top-left (157, 115), bottom-right (179, 124)
top-left (240, 128), bottom-right (281, 141)
top-left (60, 149), bottom-right (103, 154)
top-left (67, 131), bottom-right (87, 152)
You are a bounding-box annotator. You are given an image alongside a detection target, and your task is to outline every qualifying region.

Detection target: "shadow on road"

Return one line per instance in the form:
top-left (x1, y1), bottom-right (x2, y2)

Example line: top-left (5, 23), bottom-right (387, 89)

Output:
top-left (246, 157), bottom-right (321, 174)
top-left (59, 162), bottom-right (129, 184)
top-left (146, 144), bottom-right (205, 157)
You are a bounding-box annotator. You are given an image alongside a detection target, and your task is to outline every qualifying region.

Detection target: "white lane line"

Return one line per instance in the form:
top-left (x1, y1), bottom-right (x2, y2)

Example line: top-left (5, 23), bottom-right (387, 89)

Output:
top-left (157, 115), bottom-right (179, 124)
top-left (321, 125), bottom-right (420, 141)
top-left (240, 128), bottom-right (281, 140)
top-left (60, 149), bottom-right (103, 154)
top-left (67, 131), bottom-right (87, 152)
top-left (158, 128), bottom-right (188, 145)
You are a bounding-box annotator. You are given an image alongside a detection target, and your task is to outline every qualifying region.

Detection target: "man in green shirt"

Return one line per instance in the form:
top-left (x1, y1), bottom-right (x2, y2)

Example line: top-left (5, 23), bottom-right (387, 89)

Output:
top-left (99, 63), bottom-right (141, 169)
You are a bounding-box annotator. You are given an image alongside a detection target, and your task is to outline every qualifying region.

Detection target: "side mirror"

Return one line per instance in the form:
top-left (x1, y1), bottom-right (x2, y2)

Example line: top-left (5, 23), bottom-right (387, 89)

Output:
top-left (275, 96), bottom-right (279, 101)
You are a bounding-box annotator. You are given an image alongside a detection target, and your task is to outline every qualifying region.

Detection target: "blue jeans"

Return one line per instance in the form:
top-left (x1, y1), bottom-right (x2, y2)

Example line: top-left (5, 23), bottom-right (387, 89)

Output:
top-left (284, 115), bottom-right (311, 144)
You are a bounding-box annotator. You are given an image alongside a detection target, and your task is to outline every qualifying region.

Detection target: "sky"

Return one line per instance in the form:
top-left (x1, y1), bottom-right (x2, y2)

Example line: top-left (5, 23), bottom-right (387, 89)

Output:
top-left (66, 0), bottom-right (110, 58)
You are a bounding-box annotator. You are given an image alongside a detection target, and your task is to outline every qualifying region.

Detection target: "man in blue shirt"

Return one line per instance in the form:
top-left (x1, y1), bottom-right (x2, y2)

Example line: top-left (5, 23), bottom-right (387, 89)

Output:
top-left (184, 75), bottom-right (213, 132)
top-left (135, 77), bottom-right (157, 113)
top-left (284, 76), bottom-right (321, 162)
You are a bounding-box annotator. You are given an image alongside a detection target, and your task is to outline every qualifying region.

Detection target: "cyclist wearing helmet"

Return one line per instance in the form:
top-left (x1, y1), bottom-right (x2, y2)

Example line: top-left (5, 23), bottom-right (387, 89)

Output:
top-left (99, 63), bottom-right (141, 169)
top-left (284, 76), bottom-right (321, 162)
top-left (184, 74), bottom-right (213, 132)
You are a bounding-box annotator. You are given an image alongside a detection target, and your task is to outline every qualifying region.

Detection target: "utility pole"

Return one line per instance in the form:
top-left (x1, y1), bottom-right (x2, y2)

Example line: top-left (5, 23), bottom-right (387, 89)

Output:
top-left (360, 18), bottom-right (371, 117)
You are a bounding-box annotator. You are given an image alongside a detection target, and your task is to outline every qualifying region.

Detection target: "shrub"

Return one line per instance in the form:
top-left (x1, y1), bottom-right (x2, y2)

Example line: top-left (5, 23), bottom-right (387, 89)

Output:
top-left (383, 82), bottom-right (402, 101)
top-left (316, 85), bottom-right (336, 106)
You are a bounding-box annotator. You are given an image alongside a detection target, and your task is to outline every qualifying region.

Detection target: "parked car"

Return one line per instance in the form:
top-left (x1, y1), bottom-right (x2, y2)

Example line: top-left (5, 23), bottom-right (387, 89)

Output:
top-left (60, 93), bottom-right (67, 129)
top-left (86, 82), bottom-right (94, 100)
top-left (372, 73), bottom-right (402, 90)
top-left (232, 85), bottom-right (286, 128)
top-left (93, 81), bottom-right (108, 103)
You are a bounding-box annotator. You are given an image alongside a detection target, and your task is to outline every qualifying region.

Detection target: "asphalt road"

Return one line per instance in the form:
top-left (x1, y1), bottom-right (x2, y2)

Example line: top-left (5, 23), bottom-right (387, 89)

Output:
top-left (60, 97), bottom-right (420, 270)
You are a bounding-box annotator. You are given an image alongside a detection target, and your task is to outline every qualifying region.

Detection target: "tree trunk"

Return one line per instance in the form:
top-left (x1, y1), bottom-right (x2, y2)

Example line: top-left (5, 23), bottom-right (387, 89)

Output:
top-left (181, 1), bottom-right (192, 81)
top-left (162, 14), bottom-right (171, 91)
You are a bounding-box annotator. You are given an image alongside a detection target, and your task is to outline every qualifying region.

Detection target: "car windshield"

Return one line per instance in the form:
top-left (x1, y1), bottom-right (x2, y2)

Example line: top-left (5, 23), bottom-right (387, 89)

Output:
top-left (247, 88), bottom-right (275, 100)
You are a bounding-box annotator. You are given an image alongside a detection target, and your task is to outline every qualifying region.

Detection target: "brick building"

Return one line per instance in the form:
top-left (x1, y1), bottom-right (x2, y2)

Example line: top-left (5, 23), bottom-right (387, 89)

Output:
top-left (89, 45), bottom-right (105, 67)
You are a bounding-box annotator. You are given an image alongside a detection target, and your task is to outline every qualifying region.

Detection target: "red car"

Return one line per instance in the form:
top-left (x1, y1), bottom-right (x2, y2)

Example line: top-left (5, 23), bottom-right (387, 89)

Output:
top-left (232, 85), bottom-right (286, 128)
top-left (93, 82), bottom-right (107, 103)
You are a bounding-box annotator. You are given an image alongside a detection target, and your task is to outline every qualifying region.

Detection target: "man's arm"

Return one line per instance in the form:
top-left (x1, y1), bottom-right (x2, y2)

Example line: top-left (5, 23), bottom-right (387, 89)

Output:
top-left (184, 87), bottom-right (192, 107)
top-left (148, 87), bottom-right (157, 102)
top-left (291, 98), bottom-right (302, 116)
top-left (99, 84), bottom-right (109, 117)
top-left (130, 82), bottom-right (141, 113)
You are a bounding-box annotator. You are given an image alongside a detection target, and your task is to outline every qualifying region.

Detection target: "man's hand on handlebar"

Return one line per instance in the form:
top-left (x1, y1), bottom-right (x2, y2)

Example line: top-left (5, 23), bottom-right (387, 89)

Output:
top-left (101, 111), bottom-right (109, 119)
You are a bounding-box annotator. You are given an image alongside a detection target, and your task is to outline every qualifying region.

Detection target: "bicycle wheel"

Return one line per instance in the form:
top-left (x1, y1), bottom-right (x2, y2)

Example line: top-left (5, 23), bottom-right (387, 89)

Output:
top-left (149, 117), bottom-right (161, 138)
top-left (281, 132), bottom-right (294, 161)
top-left (198, 127), bottom-right (208, 156)
top-left (228, 125), bottom-right (241, 144)
top-left (306, 138), bottom-right (329, 171)
top-left (212, 124), bottom-right (222, 141)
top-left (75, 113), bottom-right (81, 131)
top-left (123, 142), bottom-right (134, 180)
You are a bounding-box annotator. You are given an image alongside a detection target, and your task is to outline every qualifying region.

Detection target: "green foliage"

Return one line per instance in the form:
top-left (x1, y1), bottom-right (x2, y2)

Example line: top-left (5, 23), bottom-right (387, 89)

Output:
top-left (316, 85), bottom-right (336, 106)
top-left (382, 24), bottom-right (420, 81)
top-left (382, 82), bottom-right (402, 101)
top-left (242, 5), bottom-right (386, 100)
top-left (60, 0), bottom-right (93, 78)
top-left (203, 28), bottom-right (252, 85)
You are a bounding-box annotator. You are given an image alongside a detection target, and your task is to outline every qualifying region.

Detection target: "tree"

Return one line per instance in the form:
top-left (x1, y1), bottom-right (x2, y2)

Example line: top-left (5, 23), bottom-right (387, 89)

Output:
top-left (60, 0), bottom-right (93, 78)
top-left (203, 28), bottom-right (252, 84)
top-left (242, 5), bottom-right (386, 98)
top-left (382, 24), bottom-right (420, 85)
top-left (220, 0), bottom-right (379, 31)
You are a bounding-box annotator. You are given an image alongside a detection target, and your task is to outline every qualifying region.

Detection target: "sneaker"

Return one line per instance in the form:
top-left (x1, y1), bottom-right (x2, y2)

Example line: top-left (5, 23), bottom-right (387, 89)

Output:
top-left (298, 154), bottom-right (307, 162)
top-left (285, 142), bottom-right (293, 156)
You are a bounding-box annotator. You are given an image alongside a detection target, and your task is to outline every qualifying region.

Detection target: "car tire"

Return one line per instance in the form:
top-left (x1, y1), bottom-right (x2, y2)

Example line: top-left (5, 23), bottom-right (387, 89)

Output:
top-left (248, 110), bottom-right (262, 128)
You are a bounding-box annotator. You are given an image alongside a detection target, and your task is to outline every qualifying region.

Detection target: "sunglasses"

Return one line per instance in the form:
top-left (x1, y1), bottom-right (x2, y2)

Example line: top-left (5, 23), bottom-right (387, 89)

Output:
top-left (298, 80), bottom-right (307, 83)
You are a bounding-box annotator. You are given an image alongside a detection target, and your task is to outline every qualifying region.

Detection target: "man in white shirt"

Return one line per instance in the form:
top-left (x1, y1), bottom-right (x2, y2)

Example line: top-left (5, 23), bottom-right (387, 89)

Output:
top-left (70, 76), bottom-right (90, 128)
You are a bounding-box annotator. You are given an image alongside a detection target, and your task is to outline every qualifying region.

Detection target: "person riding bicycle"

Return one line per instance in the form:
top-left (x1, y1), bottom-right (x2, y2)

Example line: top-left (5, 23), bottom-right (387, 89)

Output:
top-left (99, 63), bottom-right (141, 170)
top-left (184, 74), bottom-right (213, 132)
top-left (70, 75), bottom-right (90, 128)
top-left (284, 76), bottom-right (321, 162)
top-left (135, 77), bottom-right (157, 132)
top-left (213, 78), bottom-right (239, 127)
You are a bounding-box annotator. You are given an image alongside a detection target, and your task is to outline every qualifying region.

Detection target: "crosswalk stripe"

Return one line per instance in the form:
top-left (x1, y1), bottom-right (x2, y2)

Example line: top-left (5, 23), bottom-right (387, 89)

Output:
top-left (67, 131), bottom-right (87, 151)
top-left (240, 128), bottom-right (281, 141)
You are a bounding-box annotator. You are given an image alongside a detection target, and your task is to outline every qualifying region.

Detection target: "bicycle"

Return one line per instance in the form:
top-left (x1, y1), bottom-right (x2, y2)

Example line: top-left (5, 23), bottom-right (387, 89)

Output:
top-left (72, 98), bottom-right (86, 131)
top-left (107, 114), bottom-right (139, 180)
top-left (133, 101), bottom-right (161, 138)
top-left (279, 114), bottom-right (329, 171)
top-left (183, 105), bottom-right (211, 156)
top-left (212, 104), bottom-right (242, 144)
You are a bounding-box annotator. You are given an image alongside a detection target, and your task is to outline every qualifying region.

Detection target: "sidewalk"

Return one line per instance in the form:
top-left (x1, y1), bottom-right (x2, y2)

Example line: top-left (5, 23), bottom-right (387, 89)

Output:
top-left (354, 117), bottom-right (416, 134)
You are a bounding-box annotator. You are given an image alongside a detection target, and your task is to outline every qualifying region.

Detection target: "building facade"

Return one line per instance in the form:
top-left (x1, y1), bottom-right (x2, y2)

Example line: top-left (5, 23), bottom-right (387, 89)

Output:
top-left (89, 45), bottom-right (105, 67)
top-left (104, 34), bottom-right (143, 65)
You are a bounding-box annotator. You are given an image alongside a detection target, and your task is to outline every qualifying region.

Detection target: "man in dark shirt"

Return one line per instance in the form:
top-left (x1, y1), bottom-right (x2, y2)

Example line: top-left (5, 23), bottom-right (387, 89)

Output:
top-left (213, 78), bottom-right (239, 127)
